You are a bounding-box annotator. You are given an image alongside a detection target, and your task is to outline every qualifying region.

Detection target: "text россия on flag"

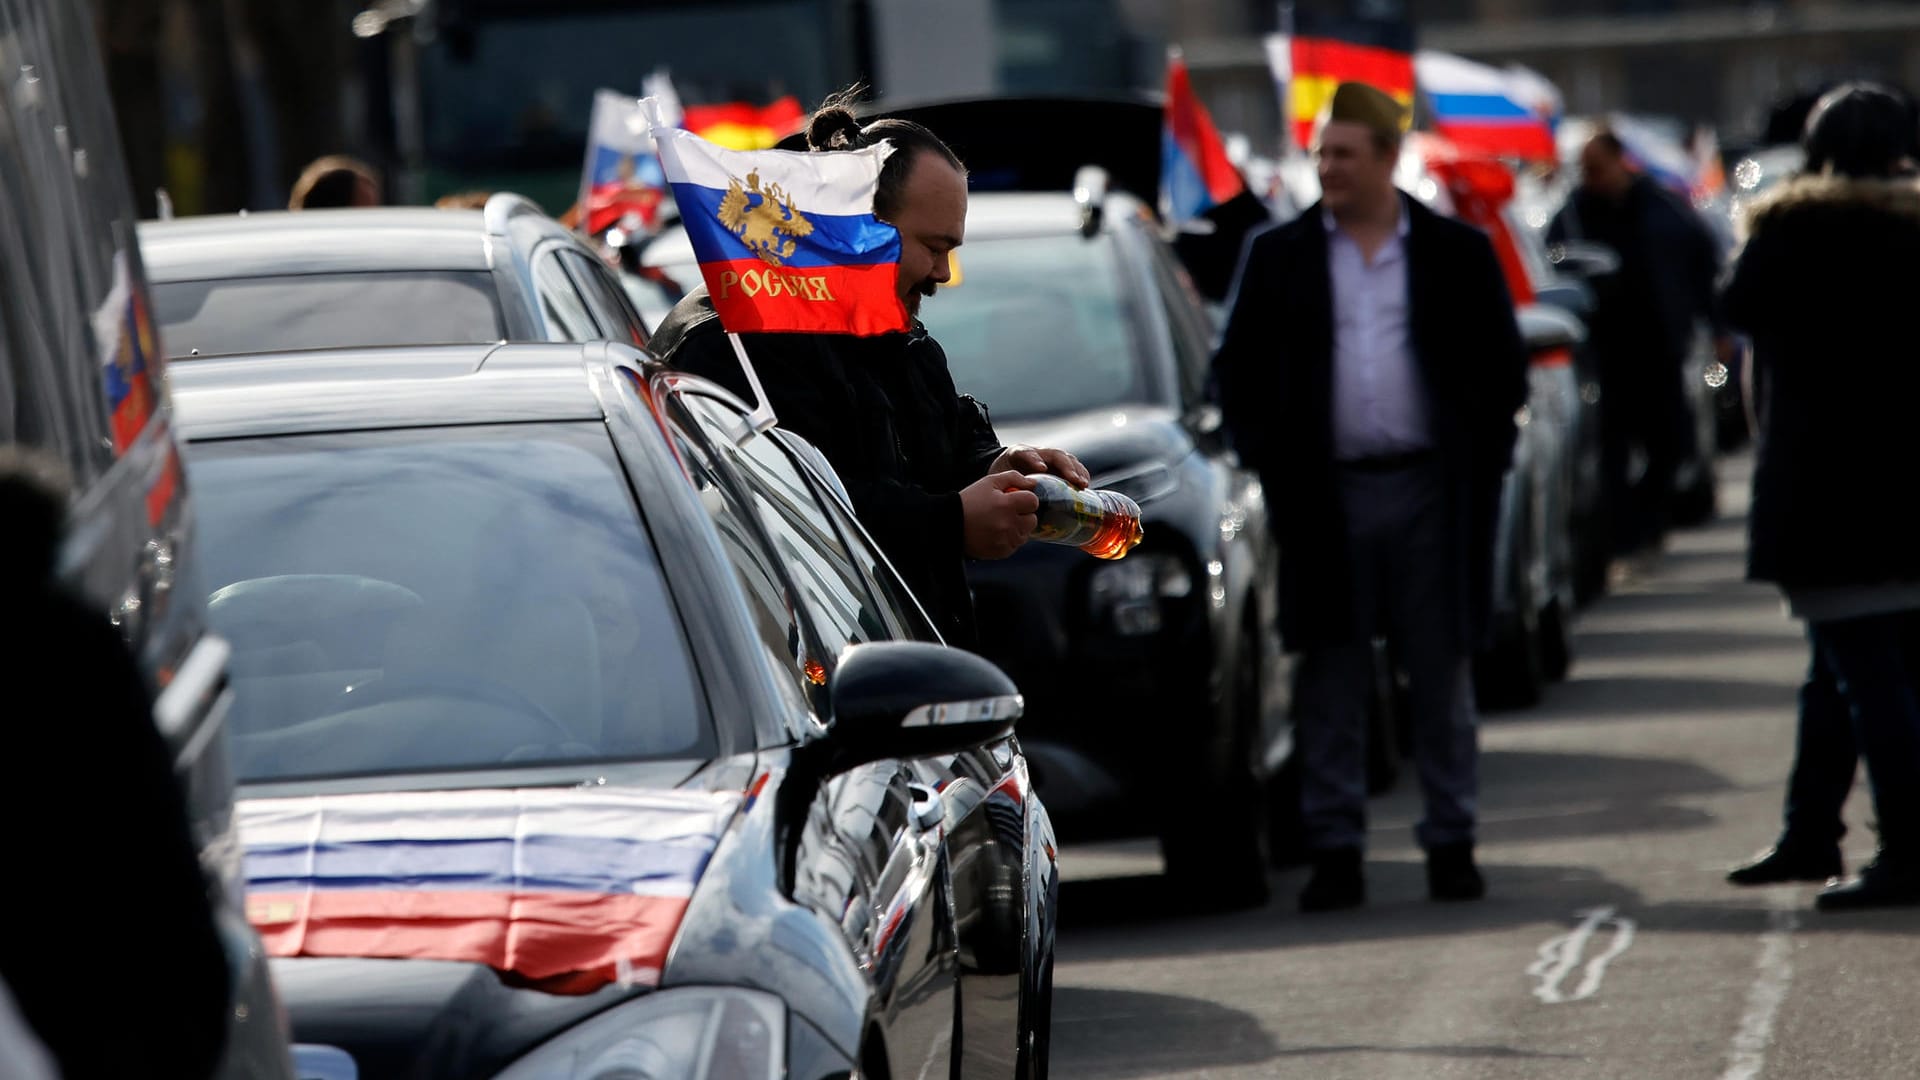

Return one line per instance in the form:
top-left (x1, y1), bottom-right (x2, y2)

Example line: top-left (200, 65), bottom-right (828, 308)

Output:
top-left (643, 99), bottom-right (908, 337)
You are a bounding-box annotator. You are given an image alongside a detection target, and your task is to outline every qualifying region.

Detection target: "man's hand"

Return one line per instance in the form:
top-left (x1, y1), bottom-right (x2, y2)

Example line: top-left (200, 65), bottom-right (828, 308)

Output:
top-left (961, 471), bottom-right (1040, 560)
top-left (991, 445), bottom-right (1091, 489)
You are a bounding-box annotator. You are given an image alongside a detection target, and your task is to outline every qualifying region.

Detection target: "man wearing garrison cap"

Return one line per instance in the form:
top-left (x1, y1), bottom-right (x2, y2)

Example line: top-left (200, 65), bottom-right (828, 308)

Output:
top-left (1213, 81), bottom-right (1529, 912)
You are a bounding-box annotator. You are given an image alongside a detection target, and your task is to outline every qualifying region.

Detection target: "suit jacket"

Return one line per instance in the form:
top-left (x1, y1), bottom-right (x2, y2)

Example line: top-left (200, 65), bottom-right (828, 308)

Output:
top-left (1213, 197), bottom-right (1528, 652)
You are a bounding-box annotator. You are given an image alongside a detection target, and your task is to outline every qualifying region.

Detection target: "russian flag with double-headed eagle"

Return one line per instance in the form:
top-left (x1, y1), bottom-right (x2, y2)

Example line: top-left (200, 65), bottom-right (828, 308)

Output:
top-left (645, 98), bottom-right (908, 336)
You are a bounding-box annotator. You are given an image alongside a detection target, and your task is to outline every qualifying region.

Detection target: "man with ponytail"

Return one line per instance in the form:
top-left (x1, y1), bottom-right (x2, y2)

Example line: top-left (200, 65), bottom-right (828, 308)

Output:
top-left (653, 89), bottom-right (1087, 650)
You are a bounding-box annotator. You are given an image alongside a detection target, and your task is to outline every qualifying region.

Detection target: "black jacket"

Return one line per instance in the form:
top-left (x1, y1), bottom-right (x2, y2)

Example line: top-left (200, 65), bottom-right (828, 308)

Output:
top-left (1719, 175), bottom-right (1920, 590)
top-left (1213, 198), bottom-right (1528, 652)
top-left (652, 287), bottom-right (1004, 648)
top-left (1549, 176), bottom-right (1722, 369)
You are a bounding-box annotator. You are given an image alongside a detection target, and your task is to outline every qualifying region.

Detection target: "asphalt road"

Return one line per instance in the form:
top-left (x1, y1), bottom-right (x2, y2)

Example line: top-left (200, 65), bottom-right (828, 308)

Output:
top-left (1050, 454), bottom-right (1920, 1080)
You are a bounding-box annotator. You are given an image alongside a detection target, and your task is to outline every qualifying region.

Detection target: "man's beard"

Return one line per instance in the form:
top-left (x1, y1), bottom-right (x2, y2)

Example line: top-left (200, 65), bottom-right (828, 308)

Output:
top-left (904, 277), bottom-right (938, 317)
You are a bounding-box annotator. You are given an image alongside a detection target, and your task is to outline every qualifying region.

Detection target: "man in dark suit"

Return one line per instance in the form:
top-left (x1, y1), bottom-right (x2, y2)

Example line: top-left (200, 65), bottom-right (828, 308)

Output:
top-left (1214, 82), bottom-right (1528, 912)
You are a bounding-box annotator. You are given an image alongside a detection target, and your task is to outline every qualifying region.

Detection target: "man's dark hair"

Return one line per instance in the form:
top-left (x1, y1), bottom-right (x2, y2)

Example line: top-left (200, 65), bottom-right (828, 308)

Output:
top-left (803, 87), bottom-right (964, 219)
top-left (1587, 130), bottom-right (1627, 159)
top-left (1803, 82), bottom-right (1918, 180)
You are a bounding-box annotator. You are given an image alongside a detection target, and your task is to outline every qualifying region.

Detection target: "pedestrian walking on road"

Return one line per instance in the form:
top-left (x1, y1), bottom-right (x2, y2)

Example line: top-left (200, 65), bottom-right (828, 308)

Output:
top-left (1214, 82), bottom-right (1529, 912)
top-left (1719, 82), bottom-right (1920, 911)
top-left (652, 89), bottom-right (1087, 650)
top-left (1549, 131), bottom-right (1728, 558)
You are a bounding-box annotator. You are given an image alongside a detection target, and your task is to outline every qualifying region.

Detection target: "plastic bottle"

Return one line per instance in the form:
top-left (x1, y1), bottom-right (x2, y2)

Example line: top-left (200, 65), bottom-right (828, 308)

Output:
top-left (1024, 473), bottom-right (1144, 560)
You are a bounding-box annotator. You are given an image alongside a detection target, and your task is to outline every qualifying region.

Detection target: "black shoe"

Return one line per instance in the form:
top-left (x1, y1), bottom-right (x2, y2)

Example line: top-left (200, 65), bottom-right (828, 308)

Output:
top-left (1815, 857), bottom-right (1920, 912)
top-left (1427, 842), bottom-right (1486, 901)
top-left (1299, 847), bottom-right (1364, 913)
top-left (1727, 842), bottom-right (1843, 886)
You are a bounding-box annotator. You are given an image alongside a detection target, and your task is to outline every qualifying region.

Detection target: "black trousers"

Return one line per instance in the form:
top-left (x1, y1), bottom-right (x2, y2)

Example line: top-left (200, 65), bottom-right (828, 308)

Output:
top-left (1599, 358), bottom-right (1690, 556)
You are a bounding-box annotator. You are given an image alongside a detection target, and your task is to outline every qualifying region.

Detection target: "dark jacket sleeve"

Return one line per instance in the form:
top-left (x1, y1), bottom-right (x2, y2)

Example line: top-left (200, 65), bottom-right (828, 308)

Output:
top-left (911, 334), bottom-right (1003, 488)
top-left (1213, 227), bottom-right (1282, 469)
top-left (1462, 229), bottom-right (1529, 475)
top-left (1717, 228), bottom-right (1777, 338)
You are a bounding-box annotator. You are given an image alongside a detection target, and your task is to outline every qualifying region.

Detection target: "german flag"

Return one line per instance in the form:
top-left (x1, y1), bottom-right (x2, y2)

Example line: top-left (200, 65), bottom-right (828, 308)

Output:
top-left (682, 97), bottom-right (806, 151)
top-left (1286, 36), bottom-right (1415, 151)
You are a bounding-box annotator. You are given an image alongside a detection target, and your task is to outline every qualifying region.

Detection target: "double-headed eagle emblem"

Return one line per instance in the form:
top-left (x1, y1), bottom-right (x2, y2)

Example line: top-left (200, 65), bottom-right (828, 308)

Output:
top-left (717, 170), bottom-right (814, 266)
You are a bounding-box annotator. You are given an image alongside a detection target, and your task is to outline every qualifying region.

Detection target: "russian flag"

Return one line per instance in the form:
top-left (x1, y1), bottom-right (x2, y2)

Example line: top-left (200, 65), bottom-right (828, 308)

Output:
top-left (581, 90), bottom-right (671, 236)
top-left (1415, 51), bottom-right (1557, 163)
top-left (240, 787), bottom-right (739, 995)
top-left (645, 98), bottom-right (908, 336)
top-left (1162, 50), bottom-right (1245, 227)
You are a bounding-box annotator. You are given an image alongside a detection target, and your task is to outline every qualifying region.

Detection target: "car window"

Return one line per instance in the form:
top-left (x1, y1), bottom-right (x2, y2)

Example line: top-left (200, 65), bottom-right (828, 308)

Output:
top-left (687, 396), bottom-right (897, 655)
top-left (1140, 230), bottom-right (1217, 407)
top-left (186, 423), bottom-right (712, 782)
top-left (533, 252), bottom-right (602, 341)
top-left (559, 250), bottom-right (650, 348)
top-left (773, 432), bottom-right (940, 644)
top-left (665, 412), bottom-right (833, 719)
top-left (917, 232), bottom-right (1153, 422)
top-left (152, 271), bottom-right (505, 358)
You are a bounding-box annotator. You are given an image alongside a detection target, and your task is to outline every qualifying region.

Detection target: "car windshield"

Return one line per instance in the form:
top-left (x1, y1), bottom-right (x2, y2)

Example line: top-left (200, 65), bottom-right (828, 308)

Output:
top-left (154, 271), bottom-right (505, 358)
top-left (187, 423), bottom-right (712, 783)
top-left (916, 233), bottom-right (1149, 422)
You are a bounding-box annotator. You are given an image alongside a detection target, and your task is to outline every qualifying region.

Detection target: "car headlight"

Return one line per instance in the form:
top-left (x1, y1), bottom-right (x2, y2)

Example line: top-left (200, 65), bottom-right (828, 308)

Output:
top-left (494, 987), bottom-right (785, 1080)
top-left (1087, 553), bottom-right (1192, 636)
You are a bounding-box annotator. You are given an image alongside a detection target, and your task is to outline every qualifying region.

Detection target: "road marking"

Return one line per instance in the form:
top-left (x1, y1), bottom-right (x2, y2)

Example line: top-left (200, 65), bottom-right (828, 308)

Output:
top-left (1527, 906), bottom-right (1637, 1004)
top-left (1720, 900), bottom-right (1799, 1080)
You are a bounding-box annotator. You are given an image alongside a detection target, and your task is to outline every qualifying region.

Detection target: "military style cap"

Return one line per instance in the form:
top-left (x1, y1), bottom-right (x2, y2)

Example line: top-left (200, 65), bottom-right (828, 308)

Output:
top-left (1322, 81), bottom-right (1408, 141)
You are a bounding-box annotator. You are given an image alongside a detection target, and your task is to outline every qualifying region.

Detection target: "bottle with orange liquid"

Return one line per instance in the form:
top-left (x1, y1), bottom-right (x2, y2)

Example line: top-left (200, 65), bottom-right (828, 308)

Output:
top-left (1025, 474), bottom-right (1144, 559)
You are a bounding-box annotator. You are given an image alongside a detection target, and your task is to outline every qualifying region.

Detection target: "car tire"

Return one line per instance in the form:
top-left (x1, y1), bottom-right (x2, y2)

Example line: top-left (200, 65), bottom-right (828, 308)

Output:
top-left (1538, 596), bottom-right (1573, 683)
top-left (1016, 953), bottom-right (1053, 1080)
top-left (1159, 624), bottom-right (1270, 911)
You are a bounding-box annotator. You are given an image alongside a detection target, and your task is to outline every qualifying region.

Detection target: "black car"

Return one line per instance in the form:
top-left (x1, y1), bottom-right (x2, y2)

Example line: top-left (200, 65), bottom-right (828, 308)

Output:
top-left (917, 178), bottom-right (1295, 902)
top-left (139, 195), bottom-right (651, 358)
top-left (172, 342), bottom-right (1057, 1079)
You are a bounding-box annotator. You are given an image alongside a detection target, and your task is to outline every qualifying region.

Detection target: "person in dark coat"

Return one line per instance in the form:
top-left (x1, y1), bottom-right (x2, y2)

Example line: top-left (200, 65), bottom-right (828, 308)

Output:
top-left (0, 453), bottom-right (232, 1078)
top-left (652, 91), bottom-right (1088, 650)
top-left (1549, 131), bottom-right (1727, 556)
top-left (1718, 82), bottom-right (1920, 911)
top-left (1214, 82), bottom-right (1529, 912)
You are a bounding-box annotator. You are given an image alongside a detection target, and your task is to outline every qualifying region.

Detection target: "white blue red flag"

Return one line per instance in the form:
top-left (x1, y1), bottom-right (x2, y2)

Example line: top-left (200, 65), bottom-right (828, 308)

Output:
top-left (581, 89), bottom-right (671, 235)
top-left (240, 787), bottom-right (739, 994)
top-left (1415, 51), bottom-right (1557, 163)
top-left (1161, 50), bottom-right (1247, 227)
top-left (643, 97), bottom-right (908, 336)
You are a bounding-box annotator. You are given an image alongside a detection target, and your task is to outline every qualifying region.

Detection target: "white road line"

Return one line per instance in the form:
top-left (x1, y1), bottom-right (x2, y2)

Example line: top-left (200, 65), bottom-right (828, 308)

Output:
top-left (1720, 901), bottom-right (1799, 1080)
top-left (1527, 906), bottom-right (1637, 1004)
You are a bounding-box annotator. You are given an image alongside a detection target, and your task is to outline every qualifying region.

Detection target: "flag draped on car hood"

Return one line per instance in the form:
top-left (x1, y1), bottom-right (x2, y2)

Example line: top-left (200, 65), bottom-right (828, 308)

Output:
top-left (240, 787), bottom-right (740, 994)
top-left (644, 98), bottom-right (909, 336)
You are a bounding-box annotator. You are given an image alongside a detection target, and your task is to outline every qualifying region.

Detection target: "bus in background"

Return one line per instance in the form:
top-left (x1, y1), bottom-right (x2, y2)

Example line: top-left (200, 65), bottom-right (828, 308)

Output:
top-left (0, 3), bottom-right (291, 1078)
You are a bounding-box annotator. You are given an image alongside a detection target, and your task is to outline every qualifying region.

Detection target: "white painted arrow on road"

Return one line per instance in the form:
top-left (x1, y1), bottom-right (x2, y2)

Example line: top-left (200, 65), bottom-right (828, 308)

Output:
top-left (1528, 905), bottom-right (1637, 1005)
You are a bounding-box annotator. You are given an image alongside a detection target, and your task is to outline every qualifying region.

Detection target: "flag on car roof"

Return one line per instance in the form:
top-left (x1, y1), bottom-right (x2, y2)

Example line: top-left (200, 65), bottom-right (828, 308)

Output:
top-left (1161, 49), bottom-right (1247, 227)
top-left (1270, 34), bottom-right (1415, 152)
top-left (643, 97), bottom-right (907, 336)
top-left (1414, 51), bottom-right (1558, 163)
top-left (682, 97), bottom-right (806, 151)
top-left (579, 89), bottom-right (672, 236)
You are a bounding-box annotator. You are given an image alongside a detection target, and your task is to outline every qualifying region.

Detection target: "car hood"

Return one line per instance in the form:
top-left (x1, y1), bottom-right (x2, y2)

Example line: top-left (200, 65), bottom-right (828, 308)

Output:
top-left (275, 956), bottom-right (642, 1080)
top-left (997, 404), bottom-right (1191, 486)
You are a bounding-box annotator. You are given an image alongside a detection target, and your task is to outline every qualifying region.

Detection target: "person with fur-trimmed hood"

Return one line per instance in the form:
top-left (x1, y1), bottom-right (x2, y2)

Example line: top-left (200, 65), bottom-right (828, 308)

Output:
top-left (1719, 82), bottom-right (1920, 911)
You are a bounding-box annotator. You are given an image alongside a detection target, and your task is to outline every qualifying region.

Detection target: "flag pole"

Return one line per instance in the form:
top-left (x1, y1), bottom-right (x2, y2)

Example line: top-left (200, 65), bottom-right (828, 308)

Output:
top-left (727, 331), bottom-right (779, 444)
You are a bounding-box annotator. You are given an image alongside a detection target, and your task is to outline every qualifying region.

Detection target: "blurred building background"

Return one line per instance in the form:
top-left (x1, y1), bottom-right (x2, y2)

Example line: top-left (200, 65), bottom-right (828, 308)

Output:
top-left (88, 0), bottom-right (1920, 216)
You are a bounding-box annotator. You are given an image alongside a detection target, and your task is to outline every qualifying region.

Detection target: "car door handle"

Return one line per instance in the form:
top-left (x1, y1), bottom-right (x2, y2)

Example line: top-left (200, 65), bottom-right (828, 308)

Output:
top-left (907, 783), bottom-right (943, 831)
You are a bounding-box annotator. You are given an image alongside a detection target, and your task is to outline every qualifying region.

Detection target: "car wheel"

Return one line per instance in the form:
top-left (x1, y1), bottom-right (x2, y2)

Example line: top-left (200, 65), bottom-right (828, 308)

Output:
top-left (1016, 953), bottom-right (1053, 1080)
top-left (1476, 519), bottom-right (1546, 711)
top-left (1538, 596), bottom-right (1573, 682)
top-left (1158, 623), bottom-right (1270, 911)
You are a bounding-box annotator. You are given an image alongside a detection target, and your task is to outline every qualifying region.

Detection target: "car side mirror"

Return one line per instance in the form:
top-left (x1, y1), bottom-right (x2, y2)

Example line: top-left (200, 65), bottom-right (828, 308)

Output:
top-left (1534, 281), bottom-right (1595, 319)
top-left (1545, 240), bottom-right (1620, 280)
top-left (823, 642), bottom-right (1022, 771)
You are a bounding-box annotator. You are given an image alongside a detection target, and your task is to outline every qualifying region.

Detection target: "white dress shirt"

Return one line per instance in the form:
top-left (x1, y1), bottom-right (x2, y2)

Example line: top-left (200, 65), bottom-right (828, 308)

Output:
top-left (1324, 200), bottom-right (1432, 461)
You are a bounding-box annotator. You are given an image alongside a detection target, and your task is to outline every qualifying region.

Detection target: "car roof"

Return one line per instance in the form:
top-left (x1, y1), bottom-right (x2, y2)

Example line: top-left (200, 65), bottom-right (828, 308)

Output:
top-left (139, 195), bottom-right (575, 282)
top-left (168, 342), bottom-right (611, 440)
